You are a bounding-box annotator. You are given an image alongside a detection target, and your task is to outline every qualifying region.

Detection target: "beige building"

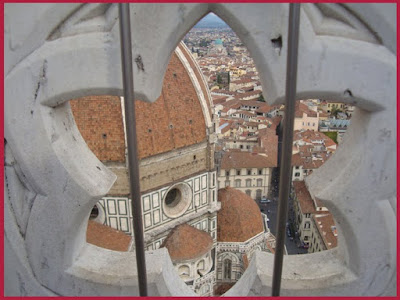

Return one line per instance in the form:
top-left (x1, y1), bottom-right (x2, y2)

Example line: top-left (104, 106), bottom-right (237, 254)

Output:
top-left (294, 101), bottom-right (319, 131)
top-left (218, 149), bottom-right (277, 200)
top-left (229, 67), bottom-right (247, 78)
top-left (319, 101), bottom-right (345, 114)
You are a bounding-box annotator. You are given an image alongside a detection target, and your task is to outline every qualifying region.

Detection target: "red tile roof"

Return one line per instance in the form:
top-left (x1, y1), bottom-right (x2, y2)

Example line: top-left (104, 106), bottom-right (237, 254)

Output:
top-left (220, 149), bottom-right (277, 169)
top-left (160, 224), bottom-right (213, 262)
top-left (217, 187), bottom-right (264, 242)
top-left (293, 181), bottom-right (316, 214)
top-left (86, 220), bottom-right (131, 252)
top-left (312, 213), bottom-right (338, 249)
top-left (295, 102), bottom-right (318, 118)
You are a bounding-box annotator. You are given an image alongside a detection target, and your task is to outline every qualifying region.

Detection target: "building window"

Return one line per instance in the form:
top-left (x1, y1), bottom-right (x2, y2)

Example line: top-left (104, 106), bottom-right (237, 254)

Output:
top-left (256, 189), bottom-right (262, 200)
top-left (304, 222), bottom-right (311, 229)
top-left (235, 179), bottom-right (241, 187)
top-left (223, 259), bottom-right (232, 280)
top-left (246, 179), bottom-right (251, 187)
top-left (258, 169), bottom-right (262, 175)
top-left (257, 179), bottom-right (262, 187)
top-left (295, 166), bottom-right (299, 169)
top-left (304, 236), bottom-right (309, 241)
top-left (163, 183), bottom-right (192, 219)
top-left (247, 169), bottom-right (251, 175)
top-left (236, 169), bottom-right (241, 175)
top-left (245, 190), bottom-right (251, 196)
top-left (295, 172), bottom-right (300, 177)
top-left (165, 188), bottom-right (181, 207)
top-left (89, 205), bottom-right (99, 220)
top-left (305, 213), bottom-right (311, 218)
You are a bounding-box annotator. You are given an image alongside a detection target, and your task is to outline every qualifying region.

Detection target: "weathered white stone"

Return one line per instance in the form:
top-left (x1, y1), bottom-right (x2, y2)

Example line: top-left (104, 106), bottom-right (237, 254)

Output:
top-left (4, 3), bottom-right (396, 296)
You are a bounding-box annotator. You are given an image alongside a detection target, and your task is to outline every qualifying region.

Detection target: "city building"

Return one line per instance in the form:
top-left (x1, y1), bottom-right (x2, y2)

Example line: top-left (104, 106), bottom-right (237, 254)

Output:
top-left (291, 130), bottom-right (337, 181)
top-left (309, 213), bottom-right (338, 253)
top-left (218, 148), bottom-right (277, 200)
top-left (293, 101), bottom-right (319, 132)
top-left (208, 39), bottom-right (228, 56)
top-left (291, 181), bottom-right (334, 251)
top-left (319, 101), bottom-right (345, 114)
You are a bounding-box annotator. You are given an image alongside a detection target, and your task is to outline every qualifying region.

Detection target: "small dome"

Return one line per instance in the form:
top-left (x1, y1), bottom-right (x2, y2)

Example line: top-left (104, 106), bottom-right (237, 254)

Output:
top-left (161, 224), bottom-right (213, 262)
top-left (217, 187), bottom-right (264, 242)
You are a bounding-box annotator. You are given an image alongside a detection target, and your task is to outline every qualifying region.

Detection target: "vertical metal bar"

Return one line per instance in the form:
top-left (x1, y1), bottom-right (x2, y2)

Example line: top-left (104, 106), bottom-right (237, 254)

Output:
top-left (118, 3), bottom-right (148, 296)
top-left (271, 3), bottom-right (301, 297)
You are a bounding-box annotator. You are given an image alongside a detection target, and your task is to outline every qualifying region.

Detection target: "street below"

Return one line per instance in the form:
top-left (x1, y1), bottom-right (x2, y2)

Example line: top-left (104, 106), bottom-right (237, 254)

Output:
top-left (258, 196), bottom-right (308, 255)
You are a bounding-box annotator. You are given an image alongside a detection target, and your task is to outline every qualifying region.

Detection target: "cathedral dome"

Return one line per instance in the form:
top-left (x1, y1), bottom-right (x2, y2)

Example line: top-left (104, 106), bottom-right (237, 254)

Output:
top-left (217, 187), bottom-right (264, 242)
top-left (161, 224), bottom-right (213, 262)
top-left (70, 42), bottom-right (212, 161)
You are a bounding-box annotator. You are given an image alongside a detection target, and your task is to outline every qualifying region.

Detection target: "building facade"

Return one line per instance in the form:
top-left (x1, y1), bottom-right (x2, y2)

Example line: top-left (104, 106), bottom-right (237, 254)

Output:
top-left (218, 150), bottom-right (276, 200)
top-left (292, 181), bottom-right (335, 250)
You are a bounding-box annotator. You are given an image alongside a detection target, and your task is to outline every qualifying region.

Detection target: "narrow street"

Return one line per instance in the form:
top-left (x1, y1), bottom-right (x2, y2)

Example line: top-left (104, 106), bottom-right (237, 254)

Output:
top-left (258, 197), bottom-right (308, 255)
top-left (259, 122), bottom-right (307, 255)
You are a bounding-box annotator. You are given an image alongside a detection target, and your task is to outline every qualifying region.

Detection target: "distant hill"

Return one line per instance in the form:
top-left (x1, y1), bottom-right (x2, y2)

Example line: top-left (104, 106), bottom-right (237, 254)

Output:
top-left (194, 13), bottom-right (229, 28)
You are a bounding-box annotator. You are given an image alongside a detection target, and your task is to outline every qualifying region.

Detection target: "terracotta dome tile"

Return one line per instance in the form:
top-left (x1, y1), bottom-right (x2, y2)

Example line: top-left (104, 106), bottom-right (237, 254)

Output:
top-left (160, 224), bottom-right (213, 262)
top-left (217, 187), bottom-right (264, 242)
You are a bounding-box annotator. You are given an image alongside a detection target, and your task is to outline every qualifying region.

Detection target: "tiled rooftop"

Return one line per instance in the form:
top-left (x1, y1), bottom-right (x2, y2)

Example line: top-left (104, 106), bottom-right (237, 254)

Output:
top-left (160, 224), bottom-right (213, 262)
top-left (217, 187), bottom-right (264, 242)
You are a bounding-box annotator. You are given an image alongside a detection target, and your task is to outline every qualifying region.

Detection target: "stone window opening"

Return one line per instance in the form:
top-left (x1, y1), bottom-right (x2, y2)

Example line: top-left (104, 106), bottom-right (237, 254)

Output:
top-left (90, 205), bottom-right (99, 220)
top-left (165, 188), bottom-right (181, 208)
top-left (223, 259), bottom-right (232, 280)
top-left (235, 179), bottom-right (241, 187)
top-left (246, 179), bottom-right (251, 187)
top-left (162, 183), bottom-right (192, 218)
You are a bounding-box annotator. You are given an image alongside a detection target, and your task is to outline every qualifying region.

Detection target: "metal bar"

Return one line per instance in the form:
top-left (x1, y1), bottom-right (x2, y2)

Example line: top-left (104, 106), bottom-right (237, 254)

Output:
top-left (271, 3), bottom-right (301, 297)
top-left (118, 3), bottom-right (148, 296)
